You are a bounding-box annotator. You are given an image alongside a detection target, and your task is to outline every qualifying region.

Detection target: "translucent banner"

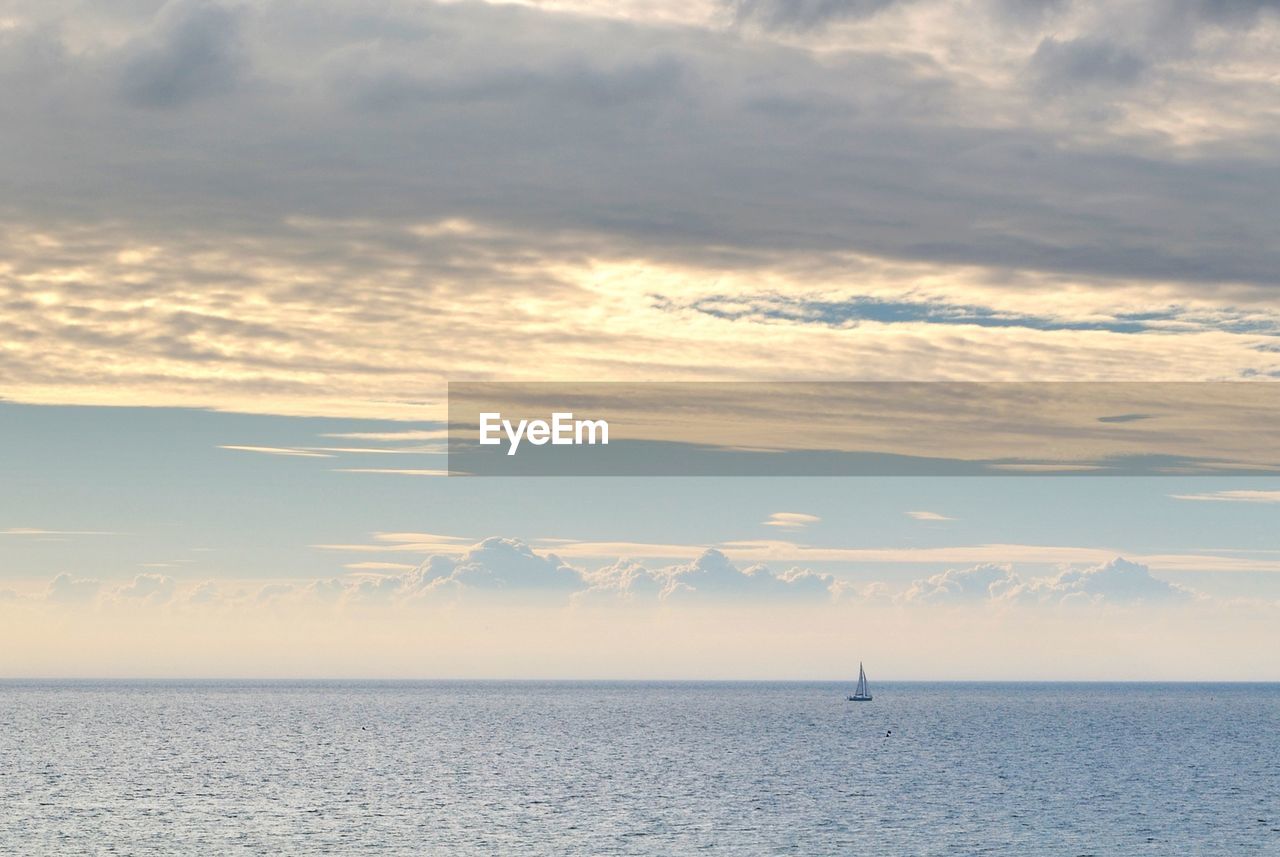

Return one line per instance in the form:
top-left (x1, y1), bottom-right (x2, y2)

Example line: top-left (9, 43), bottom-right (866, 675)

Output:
top-left (447, 382), bottom-right (1280, 476)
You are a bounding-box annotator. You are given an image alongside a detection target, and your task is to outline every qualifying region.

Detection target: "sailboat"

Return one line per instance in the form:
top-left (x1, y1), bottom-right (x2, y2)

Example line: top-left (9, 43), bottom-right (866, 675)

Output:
top-left (846, 662), bottom-right (873, 701)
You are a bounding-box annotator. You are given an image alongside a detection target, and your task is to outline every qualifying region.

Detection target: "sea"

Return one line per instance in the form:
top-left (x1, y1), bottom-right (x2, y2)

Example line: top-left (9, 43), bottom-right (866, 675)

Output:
top-left (0, 681), bottom-right (1277, 855)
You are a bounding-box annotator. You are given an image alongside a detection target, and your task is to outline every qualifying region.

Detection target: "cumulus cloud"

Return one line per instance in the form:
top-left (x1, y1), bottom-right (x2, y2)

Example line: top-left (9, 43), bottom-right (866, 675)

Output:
top-left (1007, 557), bottom-right (1194, 605)
top-left (582, 548), bottom-right (841, 601)
top-left (904, 557), bottom-right (1194, 606)
top-left (113, 573), bottom-right (176, 604)
top-left (0, 546), bottom-right (1228, 615)
top-left (255, 582), bottom-right (296, 603)
top-left (187, 580), bottom-right (222, 605)
top-left (44, 573), bottom-right (102, 604)
top-left (432, 538), bottom-right (584, 591)
top-left (580, 558), bottom-right (668, 600)
top-left (903, 563), bottom-right (1021, 603)
top-left (664, 549), bottom-right (837, 600)
top-left (245, 539), bottom-right (589, 606)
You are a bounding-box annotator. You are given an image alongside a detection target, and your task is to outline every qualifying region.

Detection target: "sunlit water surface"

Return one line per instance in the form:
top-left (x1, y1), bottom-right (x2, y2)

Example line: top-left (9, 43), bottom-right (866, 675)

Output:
top-left (1, 681), bottom-right (1277, 855)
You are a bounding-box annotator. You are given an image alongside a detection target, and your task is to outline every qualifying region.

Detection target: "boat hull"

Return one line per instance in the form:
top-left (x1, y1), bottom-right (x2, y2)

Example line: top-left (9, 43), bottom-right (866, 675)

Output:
top-left (846, 695), bottom-right (873, 702)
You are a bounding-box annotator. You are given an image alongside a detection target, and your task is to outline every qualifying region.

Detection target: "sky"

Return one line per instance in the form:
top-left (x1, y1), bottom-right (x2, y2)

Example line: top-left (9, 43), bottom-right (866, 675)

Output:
top-left (2, 0), bottom-right (1279, 678)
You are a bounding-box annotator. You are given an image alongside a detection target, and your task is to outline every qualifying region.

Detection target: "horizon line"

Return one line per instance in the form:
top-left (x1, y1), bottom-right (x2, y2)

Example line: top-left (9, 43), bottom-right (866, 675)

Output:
top-left (3, 677), bottom-right (1278, 685)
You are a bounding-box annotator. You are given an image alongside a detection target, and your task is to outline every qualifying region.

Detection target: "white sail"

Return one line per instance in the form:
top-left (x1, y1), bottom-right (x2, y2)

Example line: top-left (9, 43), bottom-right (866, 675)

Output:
top-left (848, 661), bottom-right (872, 701)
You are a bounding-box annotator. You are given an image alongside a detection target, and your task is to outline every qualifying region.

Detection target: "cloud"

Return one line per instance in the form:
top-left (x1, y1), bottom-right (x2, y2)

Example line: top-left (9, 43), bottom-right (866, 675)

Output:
top-left (903, 563), bottom-right (1021, 603)
top-left (321, 430), bottom-right (448, 442)
top-left (906, 510), bottom-right (954, 521)
top-left (663, 549), bottom-right (836, 600)
top-left (44, 573), bottom-right (102, 604)
top-left (1028, 36), bottom-right (1147, 94)
top-left (332, 469), bottom-right (448, 476)
top-left (1097, 413), bottom-right (1154, 423)
top-left (344, 561), bottom-right (418, 571)
top-left (580, 558), bottom-right (667, 601)
top-left (1171, 490), bottom-right (1280, 503)
top-left (219, 445), bottom-right (334, 458)
top-left (583, 548), bottom-right (841, 601)
top-left (1, 528), bottom-right (117, 536)
top-left (1177, 0), bottom-right (1280, 29)
top-left (904, 557), bottom-right (1195, 605)
top-left (113, 573), bottom-right (176, 604)
top-left (116, 0), bottom-right (247, 109)
top-left (763, 512), bottom-right (821, 529)
top-left (256, 582), bottom-right (297, 604)
top-left (441, 538), bottom-right (584, 591)
top-left (676, 294), bottom-right (1199, 335)
top-left (6, 0), bottom-right (1280, 419)
top-left (313, 535), bottom-right (1262, 605)
top-left (725, 0), bottom-right (901, 31)
top-left (318, 530), bottom-right (1280, 573)
top-left (299, 539), bottom-right (586, 601)
top-left (187, 580), bottom-right (222, 604)
top-left (1007, 557), bottom-right (1194, 605)
top-left (7, 546), bottom-right (1224, 614)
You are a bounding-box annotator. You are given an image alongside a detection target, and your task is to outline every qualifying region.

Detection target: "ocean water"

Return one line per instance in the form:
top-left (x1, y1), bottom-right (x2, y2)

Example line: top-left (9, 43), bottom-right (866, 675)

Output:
top-left (0, 681), bottom-right (1277, 855)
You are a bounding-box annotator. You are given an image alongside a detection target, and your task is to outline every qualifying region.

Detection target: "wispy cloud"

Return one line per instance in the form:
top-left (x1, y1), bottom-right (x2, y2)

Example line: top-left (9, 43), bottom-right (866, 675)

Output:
top-left (304, 446), bottom-right (442, 455)
top-left (907, 510), bottom-right (954, 521)
top-left (1171, 490), bottom-right (1280, 504)
top-left (332, 468), bottom-right (448, 476)
top-left (1, 528), bottom-right (117, 536)
top-left (313, 531), bottom-right (1280, 573)
top-left (320, 430), bottom-right (448, 441)
top-left (344, 561), bottom-right (418, 571)
top-left (219, 445), bottom-right (333, 458)
top-left (763, 512), bottom-right (821, 530)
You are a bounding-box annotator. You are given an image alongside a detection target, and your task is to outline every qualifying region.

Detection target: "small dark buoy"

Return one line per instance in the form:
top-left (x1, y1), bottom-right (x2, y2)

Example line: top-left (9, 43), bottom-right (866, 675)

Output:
top-left (885, 730), bottom-right (892, 737)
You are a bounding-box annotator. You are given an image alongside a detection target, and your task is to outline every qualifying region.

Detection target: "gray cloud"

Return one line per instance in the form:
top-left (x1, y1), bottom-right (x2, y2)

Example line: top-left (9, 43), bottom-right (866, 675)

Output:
top-left (330, 50), bottom-right (689, 113)
top-left (725, 0), bottom-right (903, 31)
top-left (1180, 0), bottom-right (1280, 27)
top-left (116, 0), bottom-right (247, 108)
top-left (2, 0), bottom-right (1280, 415)
top-left (1028, 36), bottom-right (1147, 93)
top-left (2, 0), bottom-right (1278, 290)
